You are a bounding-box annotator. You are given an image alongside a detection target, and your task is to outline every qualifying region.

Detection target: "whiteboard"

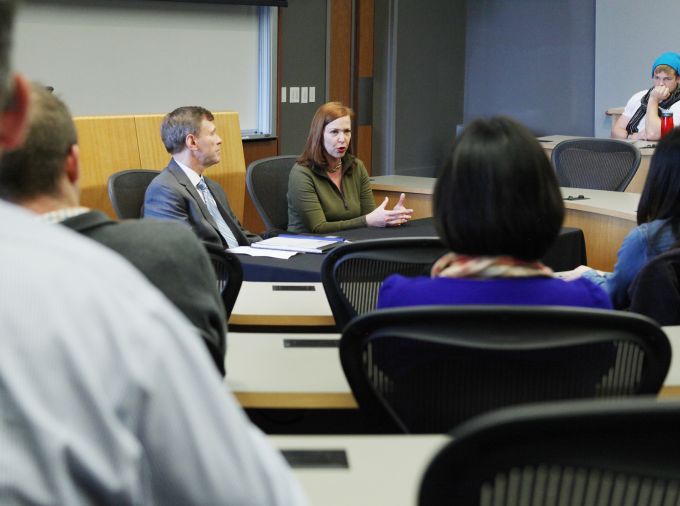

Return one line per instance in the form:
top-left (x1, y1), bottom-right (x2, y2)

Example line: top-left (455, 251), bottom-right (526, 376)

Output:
top-left (12, 0), bottom-right (260, 130)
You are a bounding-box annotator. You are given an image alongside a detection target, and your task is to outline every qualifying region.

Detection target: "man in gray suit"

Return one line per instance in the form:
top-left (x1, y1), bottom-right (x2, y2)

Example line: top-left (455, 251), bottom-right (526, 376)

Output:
top-left (143, 106), bottom-right (261, 248)
top-left (0, 85), bottom-right (228, 376)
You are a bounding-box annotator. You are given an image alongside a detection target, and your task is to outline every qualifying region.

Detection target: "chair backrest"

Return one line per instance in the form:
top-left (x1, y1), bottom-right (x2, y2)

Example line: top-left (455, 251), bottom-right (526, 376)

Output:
top-left (107, 169), bottom-right (160, 219)
top-left (245, 155), bottom-right (298, 230)
top-left (551, 138), bottom-right (641, 191)
top-left (320, 237), bottom-right (447, 330)
top-left (419, 397), bottom-right (680, 505)
top-left (203, 242), bottom-right (243, 318)
top-left (628, 247), bottom-right (680, 325)
top-left (340, 306), bottom-right (671, 433)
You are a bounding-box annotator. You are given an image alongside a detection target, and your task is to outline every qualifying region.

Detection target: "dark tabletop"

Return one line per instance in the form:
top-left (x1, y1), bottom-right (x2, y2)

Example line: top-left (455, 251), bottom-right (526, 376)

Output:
top-left (238, 218), bottom-right (586, 282)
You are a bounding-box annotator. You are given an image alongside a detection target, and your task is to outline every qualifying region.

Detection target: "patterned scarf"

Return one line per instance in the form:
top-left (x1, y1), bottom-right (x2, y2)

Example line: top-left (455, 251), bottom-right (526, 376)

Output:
top-left (431, 252), bottom-right (554, 279)
top-left (626, 86), bottom-right (680, 134)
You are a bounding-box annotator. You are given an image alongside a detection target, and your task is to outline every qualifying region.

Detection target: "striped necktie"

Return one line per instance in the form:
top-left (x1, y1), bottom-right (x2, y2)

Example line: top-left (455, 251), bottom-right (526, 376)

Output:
top-left (196, 178), bottom-right (239, 249)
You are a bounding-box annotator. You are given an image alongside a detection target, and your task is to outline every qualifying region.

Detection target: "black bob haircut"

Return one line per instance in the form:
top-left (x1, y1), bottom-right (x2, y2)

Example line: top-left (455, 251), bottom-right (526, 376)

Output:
top-left (433, 116), bottom-right (564, 262)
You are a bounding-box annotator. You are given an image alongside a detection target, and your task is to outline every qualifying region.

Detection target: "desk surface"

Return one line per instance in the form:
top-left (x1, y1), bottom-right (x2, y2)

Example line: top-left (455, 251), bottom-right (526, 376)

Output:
top-left (229, 282), bottom-right (335, 328)
top-left (227, 326), bottom-right (680, 409)
top-left (226, 332), bottom-right (351, 408)
top-left (560, 187), bottom-right (638, 222)
top-left (270, 434), bottom-right (449, 506)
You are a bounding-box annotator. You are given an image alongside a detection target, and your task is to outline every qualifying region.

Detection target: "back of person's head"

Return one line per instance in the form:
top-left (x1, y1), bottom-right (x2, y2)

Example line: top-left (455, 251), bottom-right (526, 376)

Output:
top-left (637, 128), bottom-right (680, 228)
top-left (298, 101), bottom-right (354, 168)
top-left (161, 106), bottom-right (214, 154)
top-left (0, 83), bottom-right (77, 203)
top-left (434, 116), bottom-right (564, 261)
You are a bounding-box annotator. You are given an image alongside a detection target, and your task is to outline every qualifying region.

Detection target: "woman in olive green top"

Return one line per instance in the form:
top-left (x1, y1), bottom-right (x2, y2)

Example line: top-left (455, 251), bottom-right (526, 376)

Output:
top-left (287, 102), bottom-right (413, 234)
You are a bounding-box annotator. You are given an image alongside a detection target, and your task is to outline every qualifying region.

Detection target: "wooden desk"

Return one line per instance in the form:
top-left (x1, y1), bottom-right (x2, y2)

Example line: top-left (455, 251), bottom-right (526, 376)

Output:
top-left (371, 175), bottom-right (435, 220)
top-left (269, 434), bottom-right (449, 506)
top-left (371, 176), bottom-right (637, 271)
top-left (225, 332), bottom-right (352, 408)
top-left (537, 134), bottom-right (656, 194)
top-left (560, 188), bottom-right (638, 271)
top-left (226, 326), bottom-right (680, 410)
top-left (229, 281), bottom-right (335, 329)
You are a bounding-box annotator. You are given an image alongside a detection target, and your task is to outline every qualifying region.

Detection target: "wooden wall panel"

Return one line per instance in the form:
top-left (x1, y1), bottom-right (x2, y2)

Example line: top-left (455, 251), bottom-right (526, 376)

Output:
top-left (74, 116), bottom-right (141, 218)
top-left (357, 0), bottom-right (373, 76)
top-left (329, 0), bottom-right (352, 105)
top-left (357, 125), bottom-right (372, 175)
top-left (133, 114), bottom-right (167, 168)
top-left (355, 0), bottom-right (374, 172)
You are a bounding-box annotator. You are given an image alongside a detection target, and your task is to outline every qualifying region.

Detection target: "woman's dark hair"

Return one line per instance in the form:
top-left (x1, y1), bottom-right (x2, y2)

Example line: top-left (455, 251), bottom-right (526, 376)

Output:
top-left (637, 128), bottom-right (680, 240)
top-left (433, 116), bottom-right (565, 261)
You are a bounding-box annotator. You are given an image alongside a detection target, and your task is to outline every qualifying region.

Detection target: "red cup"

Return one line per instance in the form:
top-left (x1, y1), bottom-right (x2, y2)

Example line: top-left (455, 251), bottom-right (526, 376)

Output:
top-left (661, 111), bottom-right (674, 138)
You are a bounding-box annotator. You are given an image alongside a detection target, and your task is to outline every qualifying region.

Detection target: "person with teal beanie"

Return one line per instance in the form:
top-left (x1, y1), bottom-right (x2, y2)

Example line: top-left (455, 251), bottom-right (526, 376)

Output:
top-left (612, 51), bottom-right (680, 140)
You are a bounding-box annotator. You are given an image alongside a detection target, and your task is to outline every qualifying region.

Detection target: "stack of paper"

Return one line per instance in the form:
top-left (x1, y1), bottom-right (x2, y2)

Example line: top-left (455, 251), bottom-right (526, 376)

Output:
top-left (251, 234), bottom-right (344, 254)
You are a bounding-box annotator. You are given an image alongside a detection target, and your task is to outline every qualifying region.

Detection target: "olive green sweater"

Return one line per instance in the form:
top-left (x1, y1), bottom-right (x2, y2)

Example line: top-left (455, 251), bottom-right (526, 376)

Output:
top-left (287, 156), bottom-right (376, 234)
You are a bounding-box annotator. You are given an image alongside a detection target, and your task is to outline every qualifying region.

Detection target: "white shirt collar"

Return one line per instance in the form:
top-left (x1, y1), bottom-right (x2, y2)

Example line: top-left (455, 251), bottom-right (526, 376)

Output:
top-left (40, 207), bottom-right (90, 224)
top-left (174, 158), bottom-right (203, 187)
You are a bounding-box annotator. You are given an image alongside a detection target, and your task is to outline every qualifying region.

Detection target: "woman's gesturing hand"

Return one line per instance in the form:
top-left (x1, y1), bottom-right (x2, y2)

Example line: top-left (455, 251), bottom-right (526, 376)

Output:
top-left (366, 193), bottom-right (414, 228)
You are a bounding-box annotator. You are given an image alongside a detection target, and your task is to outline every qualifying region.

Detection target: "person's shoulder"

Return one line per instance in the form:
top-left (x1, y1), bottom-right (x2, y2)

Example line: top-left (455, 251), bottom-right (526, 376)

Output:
top-left (382, 273), bottom-right (434, 291)
top-left (629, 219), bottom-right (669, 245)
top-left (378, 274), bottom-right (427, 308)
top-left (146, 164), bottom-right (176, 189)
top-left (291, 161), bottom-right (312, 172)
top-left (115, 217), bottom-right (198, 242)
top-left (628, 89), bottom-right (648, 104)
top-left (354, 157), bottom-right (369, 175)
top-left (289, 162), bottom-right (315, 181)
top-left (0, 202), bottom-right (187, 322)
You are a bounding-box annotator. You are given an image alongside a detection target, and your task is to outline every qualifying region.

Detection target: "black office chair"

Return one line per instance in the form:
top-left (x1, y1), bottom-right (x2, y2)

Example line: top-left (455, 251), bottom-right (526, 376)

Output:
top-left (340, 306), bottom-right (670, 434)
top-left (202, 242), bottom-right (243, 319)
top-left (245, 155), bottom-right (298, 231)
top-left (107, 169), bottom-right (160, 219)
top-left (419, 397), bottom-right (680, 505)
top-left (321, 237), bottom-right (447, 330)
top-left (628, 248), bottom-right (680, 325)
top-left (551, 138), bottom-right (641, 191)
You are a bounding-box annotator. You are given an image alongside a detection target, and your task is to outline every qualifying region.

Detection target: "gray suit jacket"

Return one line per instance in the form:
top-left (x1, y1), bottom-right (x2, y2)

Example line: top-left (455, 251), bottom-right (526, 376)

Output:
top-left (61, 210), bottom-right (227, 376)
top-left (142, 159), bottom-right (261, 248)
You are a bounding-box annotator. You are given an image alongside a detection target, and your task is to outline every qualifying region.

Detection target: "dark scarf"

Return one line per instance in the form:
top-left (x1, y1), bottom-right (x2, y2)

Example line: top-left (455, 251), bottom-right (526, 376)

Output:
top-left (626, 87), bottom-right (680, 134)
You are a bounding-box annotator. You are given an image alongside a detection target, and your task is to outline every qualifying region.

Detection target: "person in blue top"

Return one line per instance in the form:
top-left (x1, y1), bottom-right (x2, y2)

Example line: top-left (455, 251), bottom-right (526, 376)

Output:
top-left (377, 116), bottom-right (612, 310)
top-left (575, 127), bottom-right (680, 308)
